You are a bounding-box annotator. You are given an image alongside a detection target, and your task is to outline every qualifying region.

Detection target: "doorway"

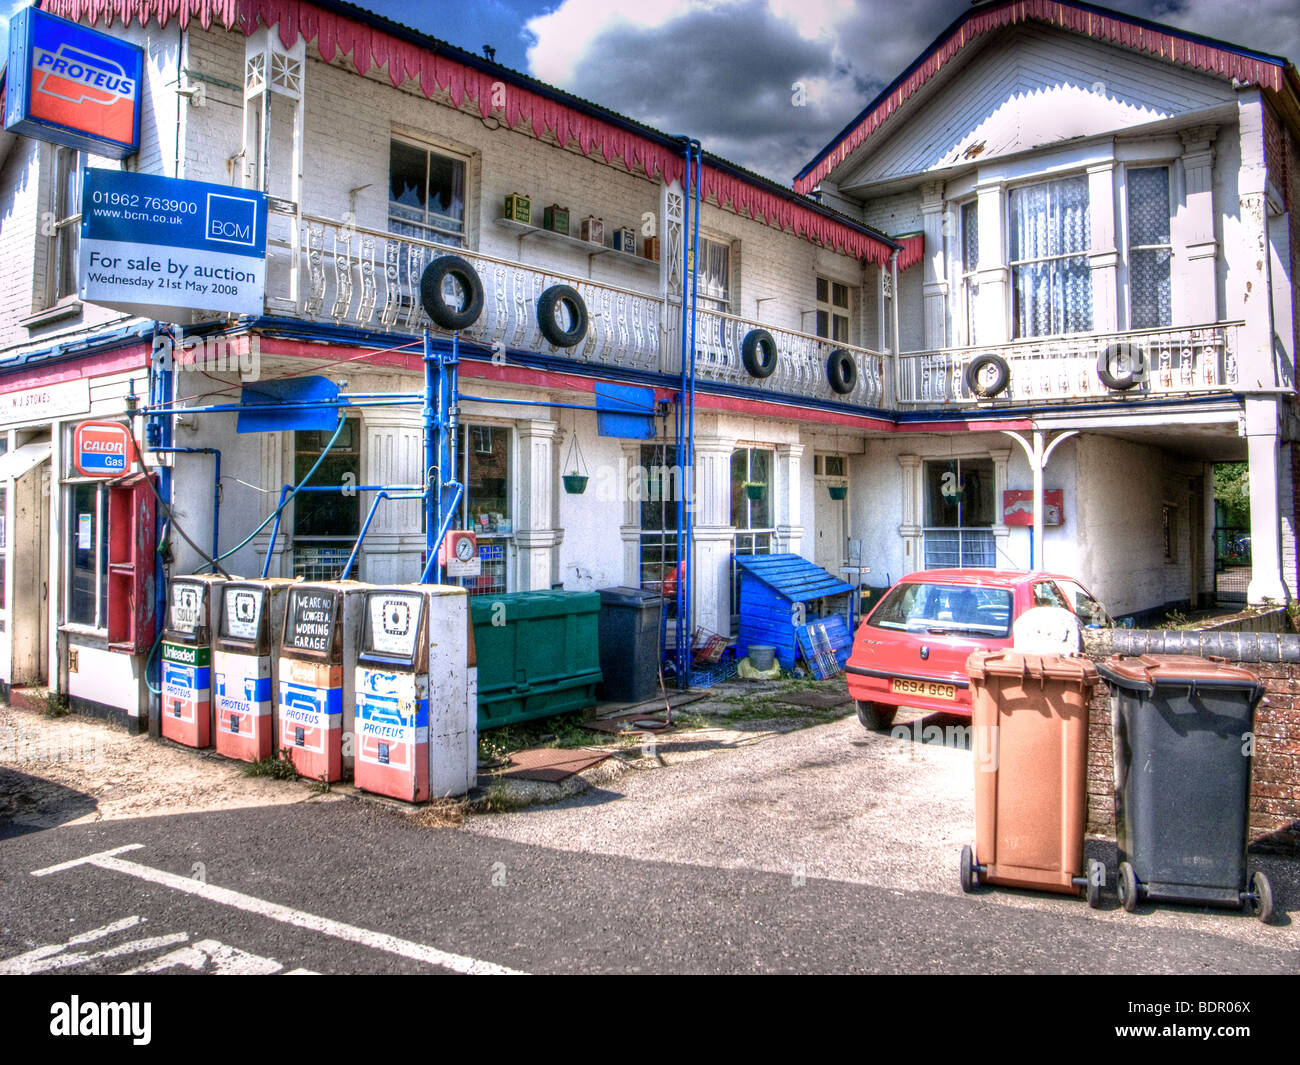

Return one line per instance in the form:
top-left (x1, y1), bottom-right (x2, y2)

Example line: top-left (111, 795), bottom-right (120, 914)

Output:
top-left (13, 457), bottom-right (50, 685)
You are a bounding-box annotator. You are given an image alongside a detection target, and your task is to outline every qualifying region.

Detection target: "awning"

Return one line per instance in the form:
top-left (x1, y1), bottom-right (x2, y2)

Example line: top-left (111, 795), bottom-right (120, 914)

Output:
top-left (0, 441), bottom-right (52, 481)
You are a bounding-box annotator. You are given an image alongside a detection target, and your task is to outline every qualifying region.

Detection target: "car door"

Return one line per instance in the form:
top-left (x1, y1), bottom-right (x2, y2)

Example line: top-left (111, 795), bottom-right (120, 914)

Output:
top-left (1051, 579), bottom-right (1113, 628)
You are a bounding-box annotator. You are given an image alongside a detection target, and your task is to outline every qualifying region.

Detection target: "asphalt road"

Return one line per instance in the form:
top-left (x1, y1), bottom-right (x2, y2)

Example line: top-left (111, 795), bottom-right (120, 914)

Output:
top-left (2, 714), bottom-right (1298, 976)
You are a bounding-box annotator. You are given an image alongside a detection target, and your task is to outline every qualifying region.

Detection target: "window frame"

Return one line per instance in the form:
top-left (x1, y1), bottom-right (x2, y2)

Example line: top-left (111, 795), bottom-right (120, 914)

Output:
top-left (387, 136), bottom-right (470, 249)
top-left (63, 478), bottom-right (108, 633)
top-left (43, 145), bottom-right (83, 313)
top-left (815, 277), bottom-right (851, 344)
top-left (455, 422), bottom-right (513, 597)
top-left (1122, 163), bottom-right (1174, 331)
top-left (290, 417), bottom-right (363, 582)
top-left (693, 234), bottom-right (732, 313)
top-left (1007, 173), bottom-right (1093, 339)
top-left (921, 457), bottom-right (996, 570)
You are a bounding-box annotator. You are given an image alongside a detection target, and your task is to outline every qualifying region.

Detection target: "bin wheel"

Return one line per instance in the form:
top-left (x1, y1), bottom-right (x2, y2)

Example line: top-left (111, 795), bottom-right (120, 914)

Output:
top-left (1118, 861), bottom-right (1139, 913)
top-left (960, 844), bottom-right (976, 893)
top-left (1086, 859), bottom-right (1103, 909)
top-left (1250, 871), bottom-right (1274, 924)
top-left (855, 700), bottom-right (898, 732)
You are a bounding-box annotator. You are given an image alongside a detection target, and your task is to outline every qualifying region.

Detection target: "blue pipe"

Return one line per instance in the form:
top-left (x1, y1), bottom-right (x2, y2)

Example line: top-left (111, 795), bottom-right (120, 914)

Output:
top-left (421, 329), bottom-right (437, 583)
top-left (261, 486), bottom-right (290, 579)
top-left (685, 139), bottom-right (702, 687)
top-left (340, 490), bottom-right (427, 580)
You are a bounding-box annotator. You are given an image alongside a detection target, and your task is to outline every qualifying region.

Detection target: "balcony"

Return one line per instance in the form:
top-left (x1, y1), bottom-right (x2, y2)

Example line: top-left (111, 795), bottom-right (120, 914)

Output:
top-left (896, 323), bottom-right (1242, 408)
top-left (268, 214), bottom-right (888, 409)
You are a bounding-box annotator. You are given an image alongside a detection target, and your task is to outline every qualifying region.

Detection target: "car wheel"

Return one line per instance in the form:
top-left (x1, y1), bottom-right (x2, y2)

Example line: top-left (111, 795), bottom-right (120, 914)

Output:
top-left (1118, 861), bottom-right (1139, 914)
top-left (855, 700), bottom-right (898, 731)
top-left (1250, 870), bottom-right (1274, 924)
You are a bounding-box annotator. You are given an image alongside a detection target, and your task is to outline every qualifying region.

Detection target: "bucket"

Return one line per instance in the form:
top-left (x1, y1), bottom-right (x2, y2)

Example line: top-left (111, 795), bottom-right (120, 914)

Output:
top-left (748, 645), bottom-right (776, 671)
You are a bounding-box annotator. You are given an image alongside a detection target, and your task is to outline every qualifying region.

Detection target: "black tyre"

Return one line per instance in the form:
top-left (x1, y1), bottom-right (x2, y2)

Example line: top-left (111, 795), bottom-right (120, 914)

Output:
top-left (741, 328), bottom-right (778, 379)
top-left (1251, 870), bottom-right (1274, 924)
top-left (420, 255), bottom-right (484, 331)
top-left (964, 353), bottom-right (1010, 398)
top-left (827, 348), bottom-right (857, 394)
top-left (536, 284), bottom-right (588, 347)
top-left (960, 844), bottom-right (975, 894)
top-left (1086, 859), bottom-right (1103, 908)
top-left (1118, 860), bottom-right (1139, 913)
top-left (855, 700), bottom-right (898, 732)
top-left (1097, 342), bottom-right (1145, 391)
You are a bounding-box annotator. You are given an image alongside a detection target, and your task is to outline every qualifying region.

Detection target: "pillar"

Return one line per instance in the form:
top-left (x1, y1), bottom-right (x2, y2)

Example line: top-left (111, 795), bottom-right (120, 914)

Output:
top-left (516, 420), bottom-right (561, 591)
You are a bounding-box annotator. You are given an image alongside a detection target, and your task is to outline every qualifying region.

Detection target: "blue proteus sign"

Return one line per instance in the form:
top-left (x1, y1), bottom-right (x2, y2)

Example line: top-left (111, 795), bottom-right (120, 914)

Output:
top-left (4, 8), bottom-right (143, 158)
top-left (80, 168), bottom-right (268, 319)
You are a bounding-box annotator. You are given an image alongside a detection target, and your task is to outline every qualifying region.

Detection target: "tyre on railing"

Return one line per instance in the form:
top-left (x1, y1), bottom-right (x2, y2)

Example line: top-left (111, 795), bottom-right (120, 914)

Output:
top-left (826, 348), bottom-right (858, 394)
top-left (964, 353), bottom-right (1011, 398)
top-left (536, 284), bottom-right (589, 348)
top-left (741, 328), bottom-right (778, 379)
top-left (1097, 342), bottom-right (1146, 391)
top-left (420, 255), bottom-right (484, 331)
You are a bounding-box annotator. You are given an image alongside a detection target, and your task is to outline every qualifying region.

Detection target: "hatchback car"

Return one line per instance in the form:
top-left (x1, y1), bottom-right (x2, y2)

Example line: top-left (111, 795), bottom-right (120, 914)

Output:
top-left (845, 569), bottom-right (1111, 730)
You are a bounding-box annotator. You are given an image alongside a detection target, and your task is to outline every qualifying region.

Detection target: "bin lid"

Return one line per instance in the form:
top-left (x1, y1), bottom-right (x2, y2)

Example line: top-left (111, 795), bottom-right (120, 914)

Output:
top-left (966, 650), bottom-right (1098, 687)
top-left (1096, 654), bottom-right (1265, 700)
top-left (598, 586), bottom-right (663, 608)
top-left (469, 589), bottom-right (601, 623)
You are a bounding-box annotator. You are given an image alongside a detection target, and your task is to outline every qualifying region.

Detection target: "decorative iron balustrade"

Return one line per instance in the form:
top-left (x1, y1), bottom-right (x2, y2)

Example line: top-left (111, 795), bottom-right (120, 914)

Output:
top-left (896, 323), bottom-right (1242, 406)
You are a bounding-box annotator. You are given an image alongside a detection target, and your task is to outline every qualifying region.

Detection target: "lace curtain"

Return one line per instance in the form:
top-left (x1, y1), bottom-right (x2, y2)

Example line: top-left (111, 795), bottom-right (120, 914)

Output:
top-left (1010, 176), bottom-right (1091, 337)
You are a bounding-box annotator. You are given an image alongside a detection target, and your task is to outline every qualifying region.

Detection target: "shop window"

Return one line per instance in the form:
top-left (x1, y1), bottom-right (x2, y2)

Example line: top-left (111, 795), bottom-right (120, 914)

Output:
top-left (1009, 175), bottom-right (1091, 338)
top-left (1126, 166), bottom-right (1172, 330)
top-left (457, 424), bottom-right (511, 596)
top-left (816, 277), bottom-right (850, 343)
top-left (731, 447), bottom-right (775, 618)
top-left (923, 458), bottom-right (995, 569)
top-left (292, 419), bottom-right (361, 581)
top-left (388, 138), bottom-right (467, 247)
top-left (67, 482), bottom-right (108, 629)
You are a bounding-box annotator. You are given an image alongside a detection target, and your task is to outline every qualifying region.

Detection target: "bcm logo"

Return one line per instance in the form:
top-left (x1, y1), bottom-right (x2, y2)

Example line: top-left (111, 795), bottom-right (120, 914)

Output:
top-left (206, 193), bottom-right (258, 248)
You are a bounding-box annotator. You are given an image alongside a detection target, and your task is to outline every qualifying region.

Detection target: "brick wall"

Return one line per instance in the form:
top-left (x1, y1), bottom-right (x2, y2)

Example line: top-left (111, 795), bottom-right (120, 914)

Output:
top-left (1082, 629), bottom-right (1300, 854)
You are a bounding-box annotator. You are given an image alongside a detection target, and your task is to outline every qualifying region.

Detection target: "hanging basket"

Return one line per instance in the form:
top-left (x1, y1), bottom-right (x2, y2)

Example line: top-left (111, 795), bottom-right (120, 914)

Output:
top-left (561, 424), bottom-right (588, 495)
top-left (828, 484), bottom-right (848, 500)
top-left (563, 474), bottom-right (588, 494)
top-left (744, 483), bottom-right (767, 501)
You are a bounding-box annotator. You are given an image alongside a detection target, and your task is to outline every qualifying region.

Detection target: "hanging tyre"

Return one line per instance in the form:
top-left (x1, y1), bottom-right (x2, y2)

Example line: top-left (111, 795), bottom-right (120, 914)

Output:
top-left (741, 328), bottom-right (778, 379)
top-left (419, 255), bottom-right (484, 331)
top-left (1097, 342), bottom-right (1145, 391)
top-left (965, 353), bottom-right (1010, 398)
top-left (826, 348), bottom-right (857, 394)
top-left (537, 284), bottom-right (588, 348)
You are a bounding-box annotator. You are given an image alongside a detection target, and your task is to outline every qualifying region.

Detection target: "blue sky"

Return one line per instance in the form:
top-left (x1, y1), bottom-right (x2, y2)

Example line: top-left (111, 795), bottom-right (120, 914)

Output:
top-left (5, 1), bottom-right (1299, 182)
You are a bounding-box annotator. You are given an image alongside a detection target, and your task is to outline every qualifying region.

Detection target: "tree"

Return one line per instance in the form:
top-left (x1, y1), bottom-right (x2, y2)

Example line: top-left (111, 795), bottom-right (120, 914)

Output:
top-left (1214, 462), bottom-right (1250, 528)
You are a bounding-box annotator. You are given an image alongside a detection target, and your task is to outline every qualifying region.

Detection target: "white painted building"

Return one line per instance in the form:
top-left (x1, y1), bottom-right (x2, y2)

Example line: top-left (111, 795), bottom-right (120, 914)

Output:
top-left (0, 0), bottom-right (1297, 727)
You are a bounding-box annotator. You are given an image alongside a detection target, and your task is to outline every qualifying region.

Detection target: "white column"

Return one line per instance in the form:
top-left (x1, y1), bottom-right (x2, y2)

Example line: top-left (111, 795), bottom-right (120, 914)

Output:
top-left (1245, 396), bottom-right (1288, 604)
top-left (691, 439), bottom-right (737, 635)
top-left (898, 453), bottom-right (923, 574)
top-left (1087, 161), bottom-right (1119, 332)
top-left (515, 420), bottom-right (561, 591)
top-left (1233, 92), bottom-right (1278, 388)
top-left (619, 441), bottom-right (642, 587)
top-left (1178, 126), bottom-right (1219, 326)
top-left (775, 442), bottom-right (804, 558)
top-left (973, 179), bottom-right (1009, 345)
top-left (920, 182), bottom-right (948, 350)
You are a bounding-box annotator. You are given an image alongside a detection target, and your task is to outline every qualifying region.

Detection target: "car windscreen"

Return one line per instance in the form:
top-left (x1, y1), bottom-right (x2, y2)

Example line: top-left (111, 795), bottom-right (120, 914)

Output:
top-left (868, 583), bottom-right (1013, 638)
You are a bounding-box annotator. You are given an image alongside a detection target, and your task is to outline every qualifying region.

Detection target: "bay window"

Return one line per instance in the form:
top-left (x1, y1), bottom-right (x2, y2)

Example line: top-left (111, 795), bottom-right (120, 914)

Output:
top-left (1126, 166), bottom-right (1172, 329)
top-left (1009, 176), bottom-right (1091, 338)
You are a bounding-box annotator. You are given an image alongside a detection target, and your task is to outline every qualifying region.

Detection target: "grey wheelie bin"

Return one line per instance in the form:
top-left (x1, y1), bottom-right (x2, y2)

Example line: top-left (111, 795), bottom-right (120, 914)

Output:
top-left (596, 587), bottom-right (663, 703)
top-left (1097, 654), bottom-right (1273, 922)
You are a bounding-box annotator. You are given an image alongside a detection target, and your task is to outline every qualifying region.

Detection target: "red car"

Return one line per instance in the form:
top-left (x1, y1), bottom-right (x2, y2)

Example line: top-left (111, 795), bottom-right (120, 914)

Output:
top-left (846, 569), bottom-right (1111, 730)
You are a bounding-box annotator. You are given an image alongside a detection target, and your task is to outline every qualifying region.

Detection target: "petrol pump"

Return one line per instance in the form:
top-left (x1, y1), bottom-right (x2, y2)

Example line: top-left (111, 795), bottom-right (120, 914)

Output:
top-left (212, 578), bottom-right (297, 762)
top-left (354, 584), bottom-right (475, 802)
top-left (159, 574), bottom-right (226, 747)
top-left (276, 581), bottom-right (365, 781)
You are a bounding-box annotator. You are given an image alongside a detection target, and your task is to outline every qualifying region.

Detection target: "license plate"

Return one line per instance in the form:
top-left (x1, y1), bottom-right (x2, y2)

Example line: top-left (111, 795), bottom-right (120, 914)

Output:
top-left (891, 678), bottom-right (956, 700)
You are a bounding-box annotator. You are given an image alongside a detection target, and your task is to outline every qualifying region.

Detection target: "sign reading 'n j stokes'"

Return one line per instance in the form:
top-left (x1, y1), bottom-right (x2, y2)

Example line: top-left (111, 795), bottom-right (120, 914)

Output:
top-left (4, 8), bottom-right (143, 158)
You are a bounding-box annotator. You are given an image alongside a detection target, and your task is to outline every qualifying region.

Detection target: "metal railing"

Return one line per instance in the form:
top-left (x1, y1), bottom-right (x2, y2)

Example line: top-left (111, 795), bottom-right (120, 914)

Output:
top-left (896, 322), bottom-right (1242, 406)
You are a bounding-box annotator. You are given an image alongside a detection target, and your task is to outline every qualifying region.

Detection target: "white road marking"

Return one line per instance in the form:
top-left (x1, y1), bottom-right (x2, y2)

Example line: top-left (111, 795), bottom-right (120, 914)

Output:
top-left (31, 845), bottom-right (526, 976)
top-left (0, 932), bottom-right (190, 975)
top-left (124, 939), bottom-right (285, 975)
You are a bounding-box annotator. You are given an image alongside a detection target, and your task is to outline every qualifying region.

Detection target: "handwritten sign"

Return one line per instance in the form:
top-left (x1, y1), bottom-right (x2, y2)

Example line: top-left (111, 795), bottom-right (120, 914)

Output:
top-left (284, 589), bottom-right (337, 654)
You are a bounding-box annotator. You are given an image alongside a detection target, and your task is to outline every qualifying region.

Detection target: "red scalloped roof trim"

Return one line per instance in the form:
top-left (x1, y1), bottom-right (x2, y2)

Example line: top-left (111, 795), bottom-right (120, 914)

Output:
top-left (47, 0), bottom-right (893, 264)
top-left (794, 0), bottom-right (1287, 194)
top-left (893, 233), bottom-right (924, 270)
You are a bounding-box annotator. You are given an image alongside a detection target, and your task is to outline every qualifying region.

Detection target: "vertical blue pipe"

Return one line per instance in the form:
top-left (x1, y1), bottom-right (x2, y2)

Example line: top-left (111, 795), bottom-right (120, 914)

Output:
top-left (674, 140), bottom-right (692, 685)
top-left (422, 328), bottom-right (437, 582)
top-left (148, 324), bottom-right (172, 732)
top-left (685, 140), bottom-right (701, 688)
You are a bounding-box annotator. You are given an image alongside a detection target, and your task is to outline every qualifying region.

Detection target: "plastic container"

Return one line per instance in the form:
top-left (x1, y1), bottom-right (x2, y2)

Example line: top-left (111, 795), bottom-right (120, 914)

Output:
top-left (960, 651), bottom-right (1103, 905)
top-left (470, 590), bottom-right (602, 729)
top-left (747, 645), bottom-right (776, 671)
top-left (1097, 654), bottom-right (1273, 921)
top-left (596, 587), bottom-right (663, 703)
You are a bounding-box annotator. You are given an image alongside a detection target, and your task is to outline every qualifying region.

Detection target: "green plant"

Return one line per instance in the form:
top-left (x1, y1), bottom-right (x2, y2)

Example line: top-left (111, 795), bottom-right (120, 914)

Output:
top-left (39, 691), bottom-right (70, 719)
top-left (242, 750), bottom-right (299, 780)
top-left (309, 775), bottom-right (332, 795)
top-left (481, 781), bottom-right (528, 812)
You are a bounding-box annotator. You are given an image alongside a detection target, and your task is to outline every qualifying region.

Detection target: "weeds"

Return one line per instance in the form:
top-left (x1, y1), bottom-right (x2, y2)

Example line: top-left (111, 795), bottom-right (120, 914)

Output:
top-left (39, 692), bottom-right (71, 719)
top-left (242, 749), bottom-right (299, 781)
top-left (309, 775), bottom-right (332, 795)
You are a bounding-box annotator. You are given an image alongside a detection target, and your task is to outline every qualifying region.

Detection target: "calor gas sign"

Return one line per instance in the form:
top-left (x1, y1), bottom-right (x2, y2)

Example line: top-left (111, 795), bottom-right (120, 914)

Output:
top-left (73, 420), bottom-right (133, 478)
top-left (4, 8), bottom-right (143, 158)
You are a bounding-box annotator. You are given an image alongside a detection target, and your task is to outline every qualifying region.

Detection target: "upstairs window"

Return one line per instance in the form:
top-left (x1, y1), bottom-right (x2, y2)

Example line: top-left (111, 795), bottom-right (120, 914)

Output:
top-left (388, 139), bottom-right (467, 247)
top-left (46, 146), bottom-right (82, 307)
top-left (1126, 166), bottom-right (1172, 330)
top-left (695, 236), bottom-right (731, 312)
top-left (816, 277), bottom-right (850, 343)
top-left (960, 201), bottom-right (979, 345)
top-left (1010, 176), bottom-right (1091, 338)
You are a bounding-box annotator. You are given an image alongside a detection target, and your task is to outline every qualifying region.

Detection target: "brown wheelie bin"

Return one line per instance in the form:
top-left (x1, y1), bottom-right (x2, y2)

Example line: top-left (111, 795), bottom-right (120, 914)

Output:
top-left (960, 651), bottom-right (1104, 905)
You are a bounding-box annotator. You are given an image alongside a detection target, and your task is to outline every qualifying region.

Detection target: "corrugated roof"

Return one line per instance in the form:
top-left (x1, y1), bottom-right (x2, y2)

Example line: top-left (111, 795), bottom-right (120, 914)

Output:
top-left (735, 553), bottom-right (852, 601)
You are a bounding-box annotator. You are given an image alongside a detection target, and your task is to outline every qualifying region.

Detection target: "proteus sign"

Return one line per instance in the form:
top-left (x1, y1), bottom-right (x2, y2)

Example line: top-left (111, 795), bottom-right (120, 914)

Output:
top-left (80, 168), bottom-right (268, 321)
top-left (4, 8), bottom-right (143, 158)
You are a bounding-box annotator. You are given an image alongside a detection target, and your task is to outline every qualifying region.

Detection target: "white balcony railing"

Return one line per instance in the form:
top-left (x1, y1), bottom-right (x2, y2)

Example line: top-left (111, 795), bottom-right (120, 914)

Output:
top-left (896, 322), bottom-right (1242, 407)
top-left (272, 215), bottom-right (889, 408)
